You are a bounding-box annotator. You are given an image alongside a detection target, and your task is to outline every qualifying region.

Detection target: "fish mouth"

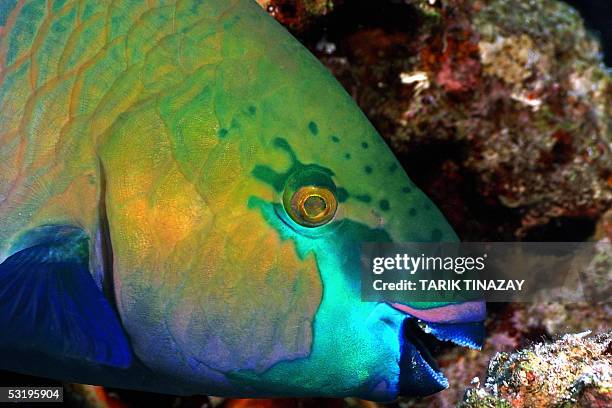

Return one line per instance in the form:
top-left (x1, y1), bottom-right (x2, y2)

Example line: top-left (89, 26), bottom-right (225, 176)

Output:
top-left (396, 307), bottom-right (485, 396)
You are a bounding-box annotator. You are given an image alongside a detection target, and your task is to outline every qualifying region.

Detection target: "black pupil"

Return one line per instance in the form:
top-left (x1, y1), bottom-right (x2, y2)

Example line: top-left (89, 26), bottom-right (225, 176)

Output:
top-left (303, 195), bottom-right (327, 218)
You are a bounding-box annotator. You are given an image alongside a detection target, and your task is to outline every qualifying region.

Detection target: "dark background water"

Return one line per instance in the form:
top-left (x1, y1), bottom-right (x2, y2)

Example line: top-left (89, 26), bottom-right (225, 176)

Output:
top-left (566, 0), bottom-right (611, 65)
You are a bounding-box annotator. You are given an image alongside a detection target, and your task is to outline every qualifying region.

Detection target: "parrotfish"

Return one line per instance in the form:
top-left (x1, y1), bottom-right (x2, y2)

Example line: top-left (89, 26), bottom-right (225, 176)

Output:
top-left (0, 0), bottom-right (485, 401)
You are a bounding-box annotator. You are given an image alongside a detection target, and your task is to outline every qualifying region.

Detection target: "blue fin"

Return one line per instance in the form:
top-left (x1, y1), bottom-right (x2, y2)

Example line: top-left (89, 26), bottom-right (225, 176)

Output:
top-left (0, 226), bottom-right (132, 368)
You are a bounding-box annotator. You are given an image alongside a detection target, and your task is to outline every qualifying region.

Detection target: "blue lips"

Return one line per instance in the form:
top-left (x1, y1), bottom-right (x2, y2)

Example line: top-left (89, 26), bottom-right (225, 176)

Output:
top-left (397, 315), bottom-right (485, 396)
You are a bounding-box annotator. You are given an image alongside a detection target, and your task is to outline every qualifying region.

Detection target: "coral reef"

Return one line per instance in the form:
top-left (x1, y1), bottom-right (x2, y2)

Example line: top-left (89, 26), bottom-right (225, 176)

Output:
top-left (459, 331), bottom-right (612, 408)
top-left (256, 0), bottom-right (340, 31)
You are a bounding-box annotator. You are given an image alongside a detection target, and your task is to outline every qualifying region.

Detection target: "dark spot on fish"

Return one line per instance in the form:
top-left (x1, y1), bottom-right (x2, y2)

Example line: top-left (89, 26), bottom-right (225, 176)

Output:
top-left (364, 166), bottom-right (373, 174)
top-left (344, 153), bottom-right (351, 160)
top-left (331, 135), bottom-right (340, 143)
top-left (379, 199), bottom-right (390, 211)
top-left (308, 121), bottom-right (319, 135)
top-left (273, 137), bottom-right (293, 153)
top-left (336, 187), bottom-right (349, 202)
top-left (361, 142), bottom-right (369, 149)
top-left (409, 208), bottom-right (417, 216)
top-left (431, 228), bottom-right (442, 241)
top-left (218, 128), bottom-right (228, 138)
top-left (355, 194), bottom-right (372, 203)
top-left (248, 105), bottom-right (257, 115)
top-left (231, 118), bottom-right (241, 129)
top-left (388, 163), bottom-right (398, 173)
top-left (402, 186), bottom-right (412, 194)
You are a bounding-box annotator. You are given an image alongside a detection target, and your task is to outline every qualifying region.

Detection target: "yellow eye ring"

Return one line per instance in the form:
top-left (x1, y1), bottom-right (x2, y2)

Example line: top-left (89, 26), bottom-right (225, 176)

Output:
top-left (288, 186), bottom-right (337, 227)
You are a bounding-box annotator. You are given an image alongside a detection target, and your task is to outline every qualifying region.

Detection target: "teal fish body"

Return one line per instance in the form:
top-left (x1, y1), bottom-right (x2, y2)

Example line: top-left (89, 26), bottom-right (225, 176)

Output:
top-left (0, 0), bottom-right (485, 400)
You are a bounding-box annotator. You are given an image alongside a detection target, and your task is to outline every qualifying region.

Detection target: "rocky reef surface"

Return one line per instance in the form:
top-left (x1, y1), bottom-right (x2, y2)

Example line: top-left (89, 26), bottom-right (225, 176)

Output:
top-left (460, 331), bottom-right (611, 408)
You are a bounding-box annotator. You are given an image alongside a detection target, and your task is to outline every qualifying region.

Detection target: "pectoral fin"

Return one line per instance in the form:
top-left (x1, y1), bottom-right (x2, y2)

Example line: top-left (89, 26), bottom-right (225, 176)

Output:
top-left (0, 226), bottom-right (132, 368)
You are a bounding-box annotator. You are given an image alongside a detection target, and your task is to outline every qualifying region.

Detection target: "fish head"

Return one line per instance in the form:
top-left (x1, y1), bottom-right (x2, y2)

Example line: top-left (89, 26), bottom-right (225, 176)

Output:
top-left (98, 0), bottom-right (485, 400)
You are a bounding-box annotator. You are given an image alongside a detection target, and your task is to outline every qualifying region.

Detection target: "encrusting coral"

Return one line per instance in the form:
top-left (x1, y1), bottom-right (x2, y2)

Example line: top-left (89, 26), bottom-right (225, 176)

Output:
top-left (459, 331), bottom-right (611, 408)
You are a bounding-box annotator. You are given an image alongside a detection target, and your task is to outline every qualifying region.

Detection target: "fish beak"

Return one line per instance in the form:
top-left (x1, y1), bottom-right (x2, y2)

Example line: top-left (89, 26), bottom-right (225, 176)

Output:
top-left (399, 318), bottom-right (449, 396)
top-left (395, 302), bottom-right (486, 396)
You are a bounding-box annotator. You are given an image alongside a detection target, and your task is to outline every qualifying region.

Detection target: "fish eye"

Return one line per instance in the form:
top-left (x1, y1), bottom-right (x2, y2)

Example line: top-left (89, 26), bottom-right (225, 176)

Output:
top-left (287, 186), bottom-right (337, 227)
top-left (282, 169), bottom-right (338, 228)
